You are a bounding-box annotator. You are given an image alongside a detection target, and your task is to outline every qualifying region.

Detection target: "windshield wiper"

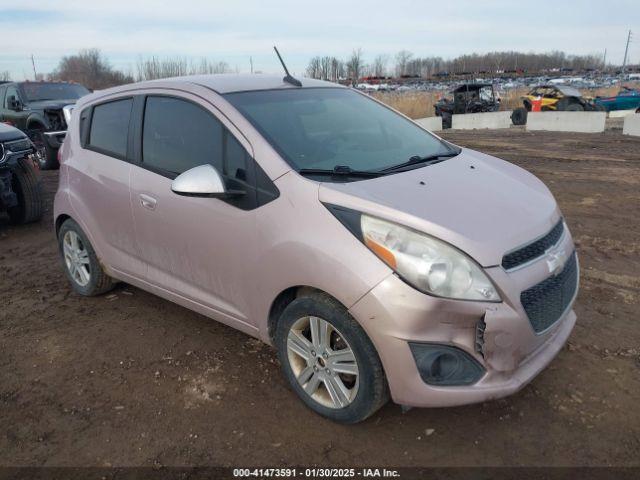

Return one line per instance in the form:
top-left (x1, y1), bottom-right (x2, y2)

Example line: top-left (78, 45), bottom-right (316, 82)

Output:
top-left (380, 150), bottom-right (461, 173)
top-left (298, 165), bottom-right (384, 178)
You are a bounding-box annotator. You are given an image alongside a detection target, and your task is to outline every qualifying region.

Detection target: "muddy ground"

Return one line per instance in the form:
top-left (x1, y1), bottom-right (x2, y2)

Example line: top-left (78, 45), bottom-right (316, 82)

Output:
top-left (1, 129), bottom-right (639, 467)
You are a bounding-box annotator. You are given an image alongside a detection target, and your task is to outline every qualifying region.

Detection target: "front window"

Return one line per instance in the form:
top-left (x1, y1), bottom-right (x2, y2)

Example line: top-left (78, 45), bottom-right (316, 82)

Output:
top-left (225, 88), bottom-right (453, 174)
top-left (19, 83), bottom-right (89, 102)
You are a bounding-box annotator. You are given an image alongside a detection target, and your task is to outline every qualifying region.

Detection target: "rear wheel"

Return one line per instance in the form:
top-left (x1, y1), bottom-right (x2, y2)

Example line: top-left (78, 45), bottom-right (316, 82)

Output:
top-left (511, 107), bottom-right (528, 126)
top-left (7, 156), bottom-right (43, 225)
top-left (557, 98), bottom-right (584, 112)
top-left (275, 293), bottom-right (389, 423)
top-left (565, 103), bottom-right (584, 111)
top-left (58, 219), bottom-right (115, 296)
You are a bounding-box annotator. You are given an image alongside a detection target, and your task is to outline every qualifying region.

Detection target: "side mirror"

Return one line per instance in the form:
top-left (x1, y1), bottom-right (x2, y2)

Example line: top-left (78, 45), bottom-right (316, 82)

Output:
top-left (171, 164), bottom-right (244, 198)
top-left (8, 96), bottom-right (22, 111)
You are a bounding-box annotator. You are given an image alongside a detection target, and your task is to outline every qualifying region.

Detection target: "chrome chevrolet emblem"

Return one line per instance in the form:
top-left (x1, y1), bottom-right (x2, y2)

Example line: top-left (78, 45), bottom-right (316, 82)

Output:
top-left (546, 248), bottom-right (567, 276)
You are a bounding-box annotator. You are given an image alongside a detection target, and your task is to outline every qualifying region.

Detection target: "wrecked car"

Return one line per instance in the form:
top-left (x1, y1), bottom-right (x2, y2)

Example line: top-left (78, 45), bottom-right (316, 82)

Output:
top-left (434, 83), bottom-right (500, 128)
top-left (511, 84), bottom-right (604, 125)
top-left (54, 74), bottom-right (578, 423)
top-left (0, 81), bottom-right (90, 170)
top-left (0, 123), bottom-right (42, 224)
top-left (595, 86), bottom-right (640, 112)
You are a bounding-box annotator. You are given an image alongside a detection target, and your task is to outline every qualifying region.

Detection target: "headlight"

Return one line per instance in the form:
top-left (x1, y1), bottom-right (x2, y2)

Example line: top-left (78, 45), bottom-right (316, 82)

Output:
top-left (360, 214), bottom-right (500, 301)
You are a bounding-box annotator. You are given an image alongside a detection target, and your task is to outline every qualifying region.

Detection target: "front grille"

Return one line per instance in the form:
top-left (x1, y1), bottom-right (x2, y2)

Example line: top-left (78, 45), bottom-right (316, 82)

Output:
top-left (5, 139), bottom-right (32, 153)
top-left (502, 220), bottom-right (564, 270)
top-left (521, 251), bottom-right (578, 333)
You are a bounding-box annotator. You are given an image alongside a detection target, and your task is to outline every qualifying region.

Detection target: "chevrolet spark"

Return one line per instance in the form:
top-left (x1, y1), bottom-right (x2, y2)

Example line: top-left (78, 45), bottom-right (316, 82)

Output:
top-left (54, 75), bottom-right (578, 423)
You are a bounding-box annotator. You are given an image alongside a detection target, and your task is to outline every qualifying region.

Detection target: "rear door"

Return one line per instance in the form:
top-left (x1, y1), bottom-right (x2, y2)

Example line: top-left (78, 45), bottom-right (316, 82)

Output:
top-left (66, 96), bottom-right (145, 277)
top-left (129, 91), bottom-right (269, 329)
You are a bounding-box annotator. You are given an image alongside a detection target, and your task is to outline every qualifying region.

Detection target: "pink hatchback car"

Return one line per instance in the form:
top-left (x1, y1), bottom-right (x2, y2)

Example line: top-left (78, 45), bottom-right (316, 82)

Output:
top-left (54, 75), bottom-right (578, 423)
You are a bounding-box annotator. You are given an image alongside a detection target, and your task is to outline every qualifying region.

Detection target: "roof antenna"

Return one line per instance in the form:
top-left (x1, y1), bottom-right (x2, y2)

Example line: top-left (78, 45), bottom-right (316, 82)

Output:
top-left (273, 46), bottom-right (302, 87)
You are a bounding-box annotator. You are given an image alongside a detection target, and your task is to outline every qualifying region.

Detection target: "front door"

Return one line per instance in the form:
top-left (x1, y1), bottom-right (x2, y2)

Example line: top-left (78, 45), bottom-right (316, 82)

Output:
top-left (129, 93), bottom-right (259, 329)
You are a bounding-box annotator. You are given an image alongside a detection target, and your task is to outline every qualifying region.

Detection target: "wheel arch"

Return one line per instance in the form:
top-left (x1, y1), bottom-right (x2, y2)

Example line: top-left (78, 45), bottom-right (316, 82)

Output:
top-left (55, 213), bottom-right (72, 238)
top-left (267, 285), bottom-right (350, 345)
top-left (26, 114), bottom-right (47, 131)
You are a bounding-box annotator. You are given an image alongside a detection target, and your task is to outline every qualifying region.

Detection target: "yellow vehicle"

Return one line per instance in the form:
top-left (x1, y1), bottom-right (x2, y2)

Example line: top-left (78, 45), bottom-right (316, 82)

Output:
top-left (511, 84), bottom-right (603, 125)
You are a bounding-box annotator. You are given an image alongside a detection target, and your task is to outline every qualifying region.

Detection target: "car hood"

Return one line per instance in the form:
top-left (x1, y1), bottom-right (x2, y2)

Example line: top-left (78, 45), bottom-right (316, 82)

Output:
top-left (26, 99), bottom-right (78, 110)
top-left (0, 123), bottom-right (27, 143)
top-left (318, 148), bottom-right (561, 267)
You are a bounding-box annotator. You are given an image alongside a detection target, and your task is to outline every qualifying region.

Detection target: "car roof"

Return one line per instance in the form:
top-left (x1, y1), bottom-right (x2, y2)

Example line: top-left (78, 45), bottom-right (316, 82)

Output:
top-left (136, 74), bottom-right (343, 94)
top-left (452, 83), bottom-right (492, 92)
top-left (537, 84), bottom-right (582, 97)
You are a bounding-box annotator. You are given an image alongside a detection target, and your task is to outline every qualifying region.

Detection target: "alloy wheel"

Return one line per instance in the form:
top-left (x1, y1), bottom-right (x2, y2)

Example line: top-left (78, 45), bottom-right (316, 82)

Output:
top-left (63, 230), bottom-right (91, 287)
top-left (286, 316), bottom-right (359, 409)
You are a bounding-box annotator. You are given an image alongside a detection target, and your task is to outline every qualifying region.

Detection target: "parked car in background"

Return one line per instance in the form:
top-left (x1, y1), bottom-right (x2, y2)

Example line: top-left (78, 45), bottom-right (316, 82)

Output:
top-left (0, 81), bottom-right (90, 170)
top-left (0, 123), bottom-right (42, 224)
top-left (595, 86), bottom-right (640, 112)
top-left (434, 83), bottom-right (500, 128)
top-left (54, 74), bottom-right (578, 423)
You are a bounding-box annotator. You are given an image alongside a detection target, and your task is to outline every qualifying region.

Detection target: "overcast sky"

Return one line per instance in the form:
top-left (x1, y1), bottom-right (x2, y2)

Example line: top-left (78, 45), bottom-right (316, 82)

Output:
top-left (1, 0), bottom-right (638, 80)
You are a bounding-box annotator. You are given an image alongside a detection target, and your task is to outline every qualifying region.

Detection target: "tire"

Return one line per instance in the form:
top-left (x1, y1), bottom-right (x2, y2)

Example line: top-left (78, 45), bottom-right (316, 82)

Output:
top-left (29, 129), bottom-right (59, 170)
top-left (594, 104), bottom-right (606, 112)
top-left (58, 218), bottom-right (115, 296)
top-left (511, 107), bottom-right (528, 126)
top-left (275, 293), bottom-right (389, 424)
top-left (7, 156), bottom-right (43, 225)
top-left (565, 103), bottom-right (584, 111)
top-left (557, 98), bottom-right (584, 112)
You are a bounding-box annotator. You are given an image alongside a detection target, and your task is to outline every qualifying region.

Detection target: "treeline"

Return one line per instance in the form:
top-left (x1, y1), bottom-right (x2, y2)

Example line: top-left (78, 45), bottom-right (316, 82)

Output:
top-left (306, 49), bottom-right (606, 82)
top-left (43, 49), bottom-right (233, 90)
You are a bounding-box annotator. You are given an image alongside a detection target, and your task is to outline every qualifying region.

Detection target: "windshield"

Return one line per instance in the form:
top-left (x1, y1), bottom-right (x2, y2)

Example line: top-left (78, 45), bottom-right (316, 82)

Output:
top-left (225, 88), bottom-right (454, 172)
top-left (19, 83), bottom-right (90, 102)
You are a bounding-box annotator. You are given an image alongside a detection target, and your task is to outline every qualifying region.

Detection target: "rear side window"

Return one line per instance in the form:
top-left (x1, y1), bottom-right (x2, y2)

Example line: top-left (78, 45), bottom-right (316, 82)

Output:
top-left (142, 96), bottom-right (225, 176)
top-left (88, 99), bottom-right (133, 158)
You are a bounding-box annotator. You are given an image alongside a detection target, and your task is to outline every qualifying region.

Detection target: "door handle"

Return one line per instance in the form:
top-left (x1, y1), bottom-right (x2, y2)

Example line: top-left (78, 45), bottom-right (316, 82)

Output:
top-left (139, 193), bottom-right (157, 210)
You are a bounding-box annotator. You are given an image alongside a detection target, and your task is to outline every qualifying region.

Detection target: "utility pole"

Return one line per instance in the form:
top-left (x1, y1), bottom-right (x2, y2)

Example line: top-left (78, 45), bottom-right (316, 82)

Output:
top-left (250, 56), bottom-right (254, 74)
top-left (622, 30), bottom-right (632, 74)
top-left (31, 54), bottom-right (37, 80)
top-left (603, 48), bottom-right (607, 70)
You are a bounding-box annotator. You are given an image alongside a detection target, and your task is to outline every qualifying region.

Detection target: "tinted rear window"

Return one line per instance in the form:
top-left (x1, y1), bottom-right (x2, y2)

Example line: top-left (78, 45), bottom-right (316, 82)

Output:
top-left (88, 99), bottom-right (132, 158)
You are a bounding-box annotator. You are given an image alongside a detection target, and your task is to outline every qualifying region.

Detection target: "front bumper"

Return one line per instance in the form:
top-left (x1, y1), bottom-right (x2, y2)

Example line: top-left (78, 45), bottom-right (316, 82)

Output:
top-left (348, 229), bottom-right (578, 408)
top-left (44, 130), bottom-right (66, 149)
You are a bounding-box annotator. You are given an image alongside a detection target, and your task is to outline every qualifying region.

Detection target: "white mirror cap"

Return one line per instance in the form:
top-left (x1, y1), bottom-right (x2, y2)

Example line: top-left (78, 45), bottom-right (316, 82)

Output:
top-left (171, 164), bottom-right (225, 195)
top-left (63, 105), bottom-right (74, 125)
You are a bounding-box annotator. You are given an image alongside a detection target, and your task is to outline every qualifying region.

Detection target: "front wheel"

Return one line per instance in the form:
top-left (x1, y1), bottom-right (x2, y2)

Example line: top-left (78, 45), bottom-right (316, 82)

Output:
top-left (275, 293), bottom-right (389, 423)
top-left (29, 129), bottom-right (59, 170)
top-left (7, 156), bottom-right (43, 225)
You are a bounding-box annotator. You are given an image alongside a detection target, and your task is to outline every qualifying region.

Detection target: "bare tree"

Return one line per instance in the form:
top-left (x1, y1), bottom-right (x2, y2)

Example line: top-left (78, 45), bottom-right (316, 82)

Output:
top-left (0, 71), bottom-right (10, 81)
top-left (372, 54), bottom-right (388, 77)
top-left (395, 50), bottom-right (413, 77)
top-left (49, 49), bottom-right (132, 89)
top-left (306, 56), bottom-right (322, 79)
top-left (345, 48), bottom-right (364, 86)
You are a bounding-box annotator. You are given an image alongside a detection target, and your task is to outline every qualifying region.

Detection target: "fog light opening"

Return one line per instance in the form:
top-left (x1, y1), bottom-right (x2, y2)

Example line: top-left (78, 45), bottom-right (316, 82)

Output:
top-left (410, 343), bottom-right (485, 386)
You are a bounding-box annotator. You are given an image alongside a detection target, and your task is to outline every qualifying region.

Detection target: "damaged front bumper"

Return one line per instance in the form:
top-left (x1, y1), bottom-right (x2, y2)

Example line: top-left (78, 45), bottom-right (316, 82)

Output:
top-left (348, 232), bottom-right (578, 408)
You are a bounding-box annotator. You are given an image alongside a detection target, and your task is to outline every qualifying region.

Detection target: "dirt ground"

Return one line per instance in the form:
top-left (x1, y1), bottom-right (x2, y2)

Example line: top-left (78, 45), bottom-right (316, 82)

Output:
top-left (1, 128), bottom-right (639, 468)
